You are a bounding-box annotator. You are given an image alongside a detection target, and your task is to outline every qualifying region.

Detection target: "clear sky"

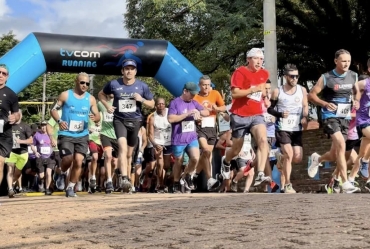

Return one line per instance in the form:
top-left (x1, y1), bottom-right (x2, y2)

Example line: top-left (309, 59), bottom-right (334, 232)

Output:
top-left (0, 0), bottom-right (128, 40)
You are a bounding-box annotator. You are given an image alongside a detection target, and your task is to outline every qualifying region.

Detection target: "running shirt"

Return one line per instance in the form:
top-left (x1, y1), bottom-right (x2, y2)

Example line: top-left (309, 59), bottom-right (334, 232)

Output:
top-left (148, 108), bottom-right (172, 148)
top-left (356, 78), bottom-right (370, 126)
top-left (168, 97), bottom-right (204, 146)
top-left (321, 70), bottom-right (357, 120)
top-left (59, 90), bottom-right (90, 137)
top-left (11, 122), bottom-right (32, 154)
top-left (193, 90), bottom-right (225, 128)
top-left (102, 78), bottom-right (153, 120)
top-left (275, 85), bottom-right (304, 132)
top-left (98, 101), bottom-right (116, 140)
top-left (33, 131), bottom-right (53, 158)
top-left (347, 108), bottom-right (358, 140)
top-left (0, 86), bottom-right (19, 138)
top-left (230, 67), bottom-right (269, 117)
top-left (88, 115), bottom-right (102, 145)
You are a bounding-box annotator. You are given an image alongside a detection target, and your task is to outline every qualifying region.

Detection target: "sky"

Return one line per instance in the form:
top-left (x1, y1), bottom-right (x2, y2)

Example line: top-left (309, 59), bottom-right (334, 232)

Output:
top-left (0, 0), bottom-right (128, 40)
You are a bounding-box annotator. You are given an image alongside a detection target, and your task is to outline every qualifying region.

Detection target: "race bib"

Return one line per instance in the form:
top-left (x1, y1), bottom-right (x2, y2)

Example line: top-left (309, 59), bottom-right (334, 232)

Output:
top-left (28, 146), bottom-right (34, 154)
top-left (154, 128), bottom-right (171, 144)
top-left (40, 146), bottom-right (51, 154)
top-left (263, 113), bottom-right (273, 123)
top-left (247, 87), bottom-right (262, 101)
top-left (269, 148), bottom-right (278, 158)
top-left (12, 136), bottom-right (20, 149)
top-left (336, 104), bottom-right (351, 118)
top-left (218, 115), bottom-right (230, 132)
top-left (103, 112), bottom-right (114, 122)
top-left (201, 117), bottom-right (215, 128)
top-left (119, 99), bottom-right (136, 113)
top-left (181, 121), bottom-right (195, 133)
top-left (91, 126), bottom-right (101, 133)
top-left (0, 119), bottom-right (4, 133)
top-left (69, 120), bottom-right (84, 132)
top-left (240, 135), bottom-right (252, 160)
top-left (281, 114), bottom-right (300, 130)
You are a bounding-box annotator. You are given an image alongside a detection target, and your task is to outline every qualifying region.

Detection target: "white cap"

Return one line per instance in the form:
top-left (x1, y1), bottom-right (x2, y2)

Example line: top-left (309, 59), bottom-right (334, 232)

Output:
top-left (247, 48), bottom-right (264, 58)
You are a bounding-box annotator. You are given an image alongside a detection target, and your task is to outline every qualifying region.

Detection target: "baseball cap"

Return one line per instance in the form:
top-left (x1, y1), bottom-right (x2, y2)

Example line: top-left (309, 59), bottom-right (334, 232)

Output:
top-left (40, 121), bottom-right (47, 126)
top-left (184, 82), bottom-right (199, 95)
top-left (247, 48), bottom-right (264, 58)
top-left (122, 60), bottom-right (137, 68)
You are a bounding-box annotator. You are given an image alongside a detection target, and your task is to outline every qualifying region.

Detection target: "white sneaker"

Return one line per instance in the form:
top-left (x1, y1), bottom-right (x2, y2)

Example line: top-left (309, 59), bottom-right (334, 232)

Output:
top-left (76, 181), bottom-right (83, 192)
top-left (207, 178), bottom-right (220, 191)
top-left (307, 152), bottom-right (322, 178)
top-left (342, 181), bottom-right (360, 194)
top-left (221, 156), bottom-right (231, 180)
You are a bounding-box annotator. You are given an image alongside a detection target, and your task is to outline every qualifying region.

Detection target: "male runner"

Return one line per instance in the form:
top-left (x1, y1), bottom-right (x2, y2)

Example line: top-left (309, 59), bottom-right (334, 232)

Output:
top-left (51, 72), bottom-right (100, 197)
top-left (0, 64), bottom-right (20, 195)
top-left (307, 49), bottom-right (358, 193)
top-left (168, 82), bottom-right (209, 193)
top-left (193, 75), bottom-right (225, 191)
top-left (268, 64), bottom-right (308, 193)
top-left (98, 59), bottom-right (154, 193)
top-left (221, 48), bottom-right (271, 186)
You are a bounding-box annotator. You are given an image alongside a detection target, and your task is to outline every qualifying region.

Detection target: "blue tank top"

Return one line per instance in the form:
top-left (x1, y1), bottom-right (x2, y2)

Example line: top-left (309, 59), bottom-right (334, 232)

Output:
top-left (59, 90), bottom-right (90, 138)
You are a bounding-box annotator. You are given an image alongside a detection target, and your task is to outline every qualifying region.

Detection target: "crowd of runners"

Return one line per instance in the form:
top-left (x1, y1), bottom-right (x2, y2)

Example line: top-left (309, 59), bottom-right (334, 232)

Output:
top-left (0, 47), bottom-right (369, 198)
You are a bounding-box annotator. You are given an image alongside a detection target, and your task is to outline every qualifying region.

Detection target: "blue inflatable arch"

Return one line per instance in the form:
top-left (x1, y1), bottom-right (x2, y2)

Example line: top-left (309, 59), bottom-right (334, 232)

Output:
top-left (0, 32), bottom-right (204, 96)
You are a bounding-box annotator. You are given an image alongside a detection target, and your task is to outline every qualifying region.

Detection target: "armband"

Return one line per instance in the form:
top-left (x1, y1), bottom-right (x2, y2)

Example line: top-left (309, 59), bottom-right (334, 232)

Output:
top-left (52, 102), bottom-right (62, 111)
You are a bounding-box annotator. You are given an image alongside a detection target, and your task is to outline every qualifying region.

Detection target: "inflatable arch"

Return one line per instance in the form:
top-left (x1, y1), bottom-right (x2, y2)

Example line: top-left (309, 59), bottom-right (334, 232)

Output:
top-left (0, 32), bottom-right (205, 95)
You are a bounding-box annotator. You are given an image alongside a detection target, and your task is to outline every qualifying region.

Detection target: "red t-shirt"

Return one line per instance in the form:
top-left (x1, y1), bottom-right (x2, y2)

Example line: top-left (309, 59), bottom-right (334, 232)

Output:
top-left (230, 67), bottom-right (269, 117)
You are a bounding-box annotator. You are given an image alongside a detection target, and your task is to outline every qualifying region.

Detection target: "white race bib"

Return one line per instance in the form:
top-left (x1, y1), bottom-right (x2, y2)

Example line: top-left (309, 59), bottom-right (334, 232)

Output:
top-left (281, 114), bottom-right (300, 130)
top-left (269, 148), bottom-right (278, 158)
top-left (69, 120), bottom-right (84, 132)
top-left (103, 112), bottom-right (114, 122)
top-left (0, 119), bottom-right (4, 133)
top-left (119, 99), bottom-right (136, 113)
top-left (218, 115), bottom-right (230, 132)
top-left (239, 135), bottom-right (252, 160)
top-left (181, 121), bottom-right (195, 133)
top-left (154, 128), bottom-right (171, 145)
top-left (336, 104), bottom-right (351, 118)
top-left (12, 136), bottom-right (20, 149)
top-left (263, 113), bottom-right (273, 123)
top-left (91, 126), bottom-right (101, 133)
top-left (247, 87), bottom-right (262, 101)
top-left (201, 117), bottom-right (215, 128)
top-left (28, 146), bottom-right (34, 154)
top-left (40, 146), bottom-right (51, 154)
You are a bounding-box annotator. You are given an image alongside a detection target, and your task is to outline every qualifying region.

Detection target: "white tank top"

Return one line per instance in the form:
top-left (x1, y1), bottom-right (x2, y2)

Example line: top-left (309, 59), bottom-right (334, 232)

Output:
top-left (148, 109), bottom-right (172, 147)
top-left (276, 85), bottom-right (304, 132)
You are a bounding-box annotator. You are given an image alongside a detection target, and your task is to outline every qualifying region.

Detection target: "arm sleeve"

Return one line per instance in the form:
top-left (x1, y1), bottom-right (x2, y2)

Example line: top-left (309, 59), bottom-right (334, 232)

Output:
top-left (142, 83), bottom-right (154, 100)
top-left (267, 99), bottom-right (283, 118)
top-left (215, 91), bottom-right (225, 106)
top-left (10, 92), bottom-right (19, 113)
top-left (168, 100), bottom-right (177, 115)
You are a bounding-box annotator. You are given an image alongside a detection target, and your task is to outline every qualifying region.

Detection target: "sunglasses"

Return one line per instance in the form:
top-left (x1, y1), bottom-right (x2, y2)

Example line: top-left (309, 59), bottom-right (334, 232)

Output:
top-left (287, 74), bottom-right (299, 79)
top-left (0, 71), bottom-right (8, 76)
top-left (80, 81), bottom-right (90, 86)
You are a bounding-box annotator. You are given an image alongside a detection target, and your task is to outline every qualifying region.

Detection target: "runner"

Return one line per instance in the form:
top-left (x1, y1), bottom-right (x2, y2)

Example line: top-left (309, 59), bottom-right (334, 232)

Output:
top-left (193, 75), bottom-right (225, 191)
top-left (221, 48), bottom-right (271, 186)
top-left (147, 97), bottom-right (171, 193)
top-left (0, 64), bottom-right (20, 196)
top-left (268, 64), bottom-right (308, 193)
top-left (167, 82), bottom-right (209, 193)
top-left (98, 59), bottom-right (155, 193)
top-left (5, 110), bottom-right (33, 198)
top-left (50, 72), bottom-right (100, 197)
top-left (307, 49), bottom-right (359, 193)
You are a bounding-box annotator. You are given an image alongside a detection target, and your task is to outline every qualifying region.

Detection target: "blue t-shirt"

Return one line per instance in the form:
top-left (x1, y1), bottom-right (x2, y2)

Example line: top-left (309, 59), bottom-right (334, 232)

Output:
top-left (103, 78), bottom-right (153, 120)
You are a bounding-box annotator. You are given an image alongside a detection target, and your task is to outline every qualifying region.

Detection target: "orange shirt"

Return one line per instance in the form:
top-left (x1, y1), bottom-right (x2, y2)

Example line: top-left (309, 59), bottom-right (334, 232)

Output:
top-left (193, 90), bottom-right (225, 118)
top-left (230, 67), bottom-right (269, 117)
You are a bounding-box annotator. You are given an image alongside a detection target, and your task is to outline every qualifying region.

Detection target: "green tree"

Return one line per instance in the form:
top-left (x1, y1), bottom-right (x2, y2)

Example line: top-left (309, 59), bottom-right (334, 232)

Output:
top-left (0, 31), bottom-right (18, 57)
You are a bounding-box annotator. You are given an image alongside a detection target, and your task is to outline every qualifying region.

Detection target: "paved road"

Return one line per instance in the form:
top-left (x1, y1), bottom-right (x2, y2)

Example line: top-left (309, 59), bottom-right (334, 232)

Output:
top-left (0, 193), bottom-right (369, 249)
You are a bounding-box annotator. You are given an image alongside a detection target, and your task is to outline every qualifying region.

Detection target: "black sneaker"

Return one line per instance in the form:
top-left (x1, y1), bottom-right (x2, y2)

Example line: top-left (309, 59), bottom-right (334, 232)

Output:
top-left (89, 179), bottom-right (97, 189)
top-left (184, 174), bottom-right (194, 190)
top-left (65, 187), bottom-right (77, 197)
top-left (45, 188), bottom-right (52, 195)
top-left (8, 189), bottom-right (15, 198)
top-left (230, 181), bottom-right (238, 192)
top-left (365, 181), bottom-right (370, 192)
top-left (56, 174), bottom-right (66, 190)
top-left (105, 181), bottom-right (114, 193)
top-left (173, 182), bottom-right (181, 193)
top-left (121, 178), bottom-right (132, 193)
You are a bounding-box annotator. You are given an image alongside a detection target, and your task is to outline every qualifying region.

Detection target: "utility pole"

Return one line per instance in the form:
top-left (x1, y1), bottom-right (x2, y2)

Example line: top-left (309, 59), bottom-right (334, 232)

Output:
top-left (89, 74), bottom-right (95, 95)
top-left (263, 0), bottom-right (278, 89)
top-left (42, 73), bottom-right (46, 121)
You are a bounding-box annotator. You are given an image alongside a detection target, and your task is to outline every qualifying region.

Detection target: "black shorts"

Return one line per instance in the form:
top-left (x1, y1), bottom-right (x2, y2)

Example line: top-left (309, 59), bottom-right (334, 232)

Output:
top-left (24, 157), bottom-right (37, 173)
top-left (143, 147), bottom-right (156, 163)
top-left (51, 151), bottom-right (61, 167)
top-left (57, 135), bottom-right (89, 158)
top-left (100, 134), bottom-right (118, 158)
top-left (113, 118), bottom-right (141, 147)
top-left (0, 136), bottom-right (13, 158)
top-left (230, 158), bottom-right (250, 171)
top-left (35, 157), bottom-right (56, 173)
top-left (345, 139), bottom-right (361, 151)
top-left (323, 118), bottom-right (350, 140)
top-left (275, 131), bottom-right (302, 147)
top-left (196, 126), bottom-right (217, 145)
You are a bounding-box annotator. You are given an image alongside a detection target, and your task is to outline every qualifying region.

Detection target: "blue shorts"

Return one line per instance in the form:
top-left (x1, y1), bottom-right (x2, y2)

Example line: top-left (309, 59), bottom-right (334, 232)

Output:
top-left (172, 140), bottom-right (199, 158)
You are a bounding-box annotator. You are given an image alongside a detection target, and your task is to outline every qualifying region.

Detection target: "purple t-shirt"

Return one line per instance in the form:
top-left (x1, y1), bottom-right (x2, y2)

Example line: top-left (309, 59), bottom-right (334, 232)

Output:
top-left (357, 78), bottom-right (370, 126)
top-left (168, 97), bottom-right (204, 146)
top-left (33, 132), bottom-right (53, 158)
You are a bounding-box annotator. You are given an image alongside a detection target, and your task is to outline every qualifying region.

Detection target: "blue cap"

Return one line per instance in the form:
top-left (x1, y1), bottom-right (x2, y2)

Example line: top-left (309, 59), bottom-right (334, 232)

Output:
top-left (184, 82), bottom-right (199, 95)
top-left (122, 60), bottom-right (137, 68)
